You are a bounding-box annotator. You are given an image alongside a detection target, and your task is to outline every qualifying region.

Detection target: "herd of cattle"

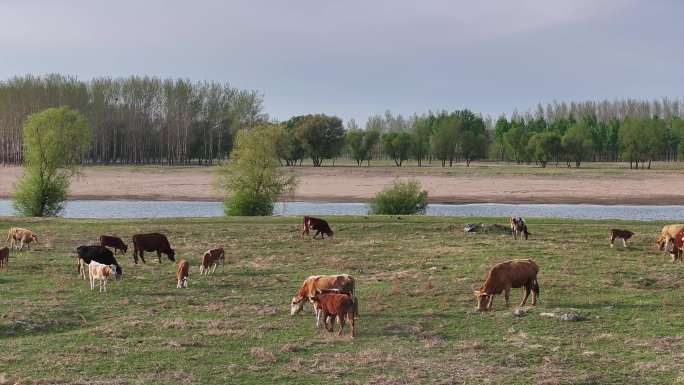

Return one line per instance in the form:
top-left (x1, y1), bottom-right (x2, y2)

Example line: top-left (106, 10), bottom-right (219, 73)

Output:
top-left (2, 216), bottom-right (684, 338)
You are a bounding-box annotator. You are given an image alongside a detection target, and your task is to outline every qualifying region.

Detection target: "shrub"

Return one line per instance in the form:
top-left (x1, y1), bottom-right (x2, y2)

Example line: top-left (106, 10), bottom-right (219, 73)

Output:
top-left (224, 190), bottom-right (274, 216)
top-left (369, 179), bottom-right (428, 215)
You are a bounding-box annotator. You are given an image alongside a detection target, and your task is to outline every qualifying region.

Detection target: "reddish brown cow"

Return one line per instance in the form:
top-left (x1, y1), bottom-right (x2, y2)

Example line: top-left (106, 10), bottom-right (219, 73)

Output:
top-left (0, 247), bottom-right (8, 269)
top-left (665, 228), bottom-right (684, 263)
top-left (100, 235), bottom-right (128, 254)
top-left (302, 216), bottom-right (334, 239)
top-left (200, 247), bottom-right (225, 275)
top-left (311, 291), bottom-right (358, 338)
top-left (656, 224), bottom-right (684, 251)
top-left (474, 259), bottom-right (540, 311)
top-left (176, 259), bottom-right (189, 288)
top-left (131, 233), bottom-right (175, 264)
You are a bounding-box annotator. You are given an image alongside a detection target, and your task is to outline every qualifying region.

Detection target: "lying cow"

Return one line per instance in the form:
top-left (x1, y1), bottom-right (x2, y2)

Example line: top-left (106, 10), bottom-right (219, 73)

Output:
top-left (302, 216), bottom-right (334, 239)
top-left (609, 229), bottom-right (634, 248)
top-left (311, 291), bottom-right (358, 338)
top-left (200, 247), bottom-right (225, 275)
top-left (89, 261), bottom-right (115, 292)
top-left (76, 245), bottom-right (123, 280)
top-left (656, 224), bottom-right (684, 251)
top-left (509, 217), bottom-right (530, 240)
top-left (474, 259), bottom-right (539, 311)
top-left (6, 227), bottom-right (38, 250)
top-left (177, 259), bottom-right (189, 288)
top-left (100, 235), bottom-right (128, 254)
top-left (291, 274), bottom-right (355, 327)
top-left (0, 247), bottom-right (8, 269)
top-left (131, 233), bottom-right (175, 264)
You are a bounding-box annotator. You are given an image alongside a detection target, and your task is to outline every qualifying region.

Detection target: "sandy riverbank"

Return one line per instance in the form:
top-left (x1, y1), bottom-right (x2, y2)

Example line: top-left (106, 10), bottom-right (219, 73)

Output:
top-left (0, 164), bottom-right (682, 204)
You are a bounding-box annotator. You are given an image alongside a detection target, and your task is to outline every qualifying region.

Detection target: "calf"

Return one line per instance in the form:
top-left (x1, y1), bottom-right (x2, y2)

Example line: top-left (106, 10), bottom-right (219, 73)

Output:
top-left (6, 227), bottom-right (38, 250)
top-left (177, 259), bottom-right (189, 288)
top-left (0, 247), bottom-right (8, 269)
top-left (509, 217), bottom-right (530, 240)
top-left (311, 291), bottom-right (358, 338)
top-left (609, 229), bottom-right (634, 248)
top-left (200, 247), bottom-right (225, 275)
top-left (76, 245), bottom-right (123, 280)
top-left (131, 233), bottom-right (175, 264)
top-left (656, 224), bottom-right (684, 251)
top-left (100, 235), bottom-right (128, 254)
top-left (302, 216), bottom-right (334, 239)
top-left (474, 259), bottom-right (539, 311)
top-left (88, 261), bottom-right (115, 292)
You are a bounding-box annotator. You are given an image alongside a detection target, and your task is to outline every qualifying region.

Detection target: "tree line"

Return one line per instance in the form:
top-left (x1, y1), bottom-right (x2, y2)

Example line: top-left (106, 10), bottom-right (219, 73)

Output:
top-left (0, 74), bottom-right (265, 165)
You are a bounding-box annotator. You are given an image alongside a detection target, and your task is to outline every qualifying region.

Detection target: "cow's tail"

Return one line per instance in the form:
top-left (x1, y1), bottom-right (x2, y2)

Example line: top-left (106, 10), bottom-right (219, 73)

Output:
top-left (533, 278), bottom-right (540, 298)
top-left (353, 295), bottom-right (359, 317)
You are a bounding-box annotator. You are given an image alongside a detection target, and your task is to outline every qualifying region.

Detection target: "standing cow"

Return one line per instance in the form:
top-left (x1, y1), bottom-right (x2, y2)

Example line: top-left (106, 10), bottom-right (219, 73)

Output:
top-left (0, 247), bottom-right (8, 269)
top-left (131, 233), bottom-right (175, 264)
top-left (6, 227), bottom-right (38, 250)
top-left (302, 216), bottom-right (334, 239)
top-left (509, 217), bottom-right (530, 240)
top-left (100, 235), bottom-right (128, 254)
top-left (76, 245), bottom-right (123, 280)
top-left (311, 291), bottom-right (358, 338)
top-left (474, 259), bottom-right (539, 311)
top-left (176, 259), bottom-right (189, 288)
top-left (200, 247), bottom-right (225, 275)
top-left (291, 274), bottom-right (355, 327)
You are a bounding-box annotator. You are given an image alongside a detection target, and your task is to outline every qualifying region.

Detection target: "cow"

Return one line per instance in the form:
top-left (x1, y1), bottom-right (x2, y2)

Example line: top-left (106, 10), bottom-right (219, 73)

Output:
top-left (100, 235), bottom-right (128, 254)
top-left (76, 245), bottom-right (123, 280)
top-left (656, 224), bottom-right (684, 251)
top-left (0, 247), bottom-right (8, 269)
top-left (6, 227), bottom-right (38, 250)
top-left (88, 261), bottom-right (115, 292)
top-left (291, 274), bottom-right (355, 327)
top-left (474, 259), bottom-right (539, 311)
top-left (176, 259), bottom-right (189, 288)
top-left (609, 229), bottom-right (634, 248)
top-left (311, 291), bottom-right (358, 338)
top-left (664, 228), bottom-right (684, 263)
top-left (200, 247), bottom-right (225, 275)
top-left (131, 233), bottom-right (175, 264)
top-left (509, 217), bottom-right (530, 240)
top-left (302, 216), bottom-right (334, 239)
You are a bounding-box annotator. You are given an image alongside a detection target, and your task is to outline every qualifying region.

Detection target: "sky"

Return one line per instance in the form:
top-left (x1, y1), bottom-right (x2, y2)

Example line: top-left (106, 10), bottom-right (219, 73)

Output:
top-left (1, 0), bottom-right (682, 124)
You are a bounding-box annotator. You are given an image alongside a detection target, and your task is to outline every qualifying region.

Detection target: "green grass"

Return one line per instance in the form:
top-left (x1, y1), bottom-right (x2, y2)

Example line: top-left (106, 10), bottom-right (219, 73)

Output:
top-left (2, 216), bottom-right (684, 384)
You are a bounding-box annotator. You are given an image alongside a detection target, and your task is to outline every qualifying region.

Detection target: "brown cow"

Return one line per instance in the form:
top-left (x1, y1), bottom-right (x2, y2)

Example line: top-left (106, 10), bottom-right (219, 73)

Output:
top-left (474, 259), bottom-right (539, 311)
top-left (200, 247), bottom-right (225, 275)
top-left (509, 217), bottom-right (530, 240)
top-left (311, 291), bottom-right (358, 338)
top-left (176, 259), bottom-right (189, 288)
top-left (656, 224), bottom-right (684, 251)
top-left (0, 247), bottom-right (8, 269)
top-left (6, 227), bottom-right (38, 251)
top-left (291, 274), bottom-right (356, 322)
top-left (609, 229), bottom-right (634, 248)
top-left (664, 228), bottom-right (684, 263)
top-left (131, 233), bottom-right (175, 264)
top-left (100, 235), bottom-right (128, 254)
top-left (302, 216), bottom-right (334, 239)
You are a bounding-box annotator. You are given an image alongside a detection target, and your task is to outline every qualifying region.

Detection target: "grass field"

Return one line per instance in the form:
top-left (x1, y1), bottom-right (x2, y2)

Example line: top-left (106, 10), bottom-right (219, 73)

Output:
top-left (2, 216), bottom-right (684, 384)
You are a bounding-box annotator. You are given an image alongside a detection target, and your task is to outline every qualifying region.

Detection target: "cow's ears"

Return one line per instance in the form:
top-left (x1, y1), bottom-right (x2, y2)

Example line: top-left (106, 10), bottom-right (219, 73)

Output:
top-left (473, 290), bottom-right (487, 297)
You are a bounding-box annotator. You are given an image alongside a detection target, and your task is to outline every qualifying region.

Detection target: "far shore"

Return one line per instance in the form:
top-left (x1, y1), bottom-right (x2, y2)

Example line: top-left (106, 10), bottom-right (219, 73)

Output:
top-left (1, 163), bottom-right (684, 205)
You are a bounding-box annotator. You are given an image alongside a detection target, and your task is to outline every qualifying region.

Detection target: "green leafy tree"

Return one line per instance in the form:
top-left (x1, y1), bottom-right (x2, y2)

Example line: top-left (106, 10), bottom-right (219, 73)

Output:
top-left (347, 129), bottom-right (379, 166)
top-left (13, 107), bottom-right (91, 216)
top-left (275, 119), bottom-right (306, 166)
top-left (369, 179), bottom-right (428, 215)
top-left (503, 121), bottom-right (528, 164)
top-left (295, 114), bottom-right (346, 167)
top-left (562, 121), bottom-right (594, 168)
top-left (410, 117), bottom-right (431, 166)
top-left (219, 125), bottom-right (296, 216)
top-left (455, 110), bottom-right (487, 167)
top-left (493, 116), bottom-right (510, 161)
top-left (431, 114), bottom-right (460, 166)
top-left (381, 131), bottom-right (412, 166)
top-left (527, 132), bottom-right (561, 168)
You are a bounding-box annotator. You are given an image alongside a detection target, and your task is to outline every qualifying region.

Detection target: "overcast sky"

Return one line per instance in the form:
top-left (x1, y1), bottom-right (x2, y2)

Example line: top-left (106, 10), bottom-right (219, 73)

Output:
top-left (1, 0), bottom-right (682, 124)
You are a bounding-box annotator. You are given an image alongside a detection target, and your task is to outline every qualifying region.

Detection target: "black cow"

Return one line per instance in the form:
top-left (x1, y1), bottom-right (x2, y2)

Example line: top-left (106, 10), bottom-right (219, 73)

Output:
top-left (100, 235), bottom-right (128, 254)
top-left (131, 233), bottom-right (175, 264)
top-left (302, 216), bottom-right (334, 239)
top-left (76, 245), bottom-right (123, 279)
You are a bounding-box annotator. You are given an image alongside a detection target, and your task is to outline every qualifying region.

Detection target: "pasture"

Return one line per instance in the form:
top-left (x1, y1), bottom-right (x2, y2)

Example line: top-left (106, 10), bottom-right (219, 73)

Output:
top-left (1, 216), bottom-right (684, 384)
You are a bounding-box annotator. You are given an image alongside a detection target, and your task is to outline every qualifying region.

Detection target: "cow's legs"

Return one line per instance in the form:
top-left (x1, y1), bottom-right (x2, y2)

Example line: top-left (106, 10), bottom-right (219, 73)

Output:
top-left (520, 285), bottom-right (531, 307)
top-left (324, 312), bottom-right (333, 332)
top-left (486, 294), bottom-right (495, 309)
top-left (157, 251), bottom-right (162, 263)
top-left (504, 288), bottom-right (511, 306)
top-left (19, 239), bottom-right (24, 251)
top-left (622, 238), bottom-right (628, 248)
top-left (337, 315), bottom-right (345, 336)
top-left (139, 251), bottom-right (146, 264)
top-left (211, 263), bottom-right (217, 274)
top-left (348, 313), bottom-right (355, 338)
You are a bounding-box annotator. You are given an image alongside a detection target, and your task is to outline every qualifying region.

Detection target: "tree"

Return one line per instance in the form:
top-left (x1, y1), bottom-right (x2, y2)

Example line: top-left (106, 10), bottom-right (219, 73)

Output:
top-left (455, 110), bottom-right (487, 166)
top-left (13, 107), bottom-right (91, 216)
top-left (527, 132), bottom-right (561, 168)
top-left (347, 128), bottom-right (380, 166)
top-left (295, 114), bottom-right (346, 167)
top-left (503, 121), bottom-right (528, 164)
top-left (410, 116), bottom-right (431, 167)
top-left (276, 119), bottom-right (306, 166)
top-left (431, 114), bottom-right (460, 167)
top-left (493, 116), bottom-right (510, 161)
top-left (381, 131), bottom-right (412, 166)
top-left (562, 121), bottom-right (593, 168)
top-left (219, 125), bottom-right (296, 216)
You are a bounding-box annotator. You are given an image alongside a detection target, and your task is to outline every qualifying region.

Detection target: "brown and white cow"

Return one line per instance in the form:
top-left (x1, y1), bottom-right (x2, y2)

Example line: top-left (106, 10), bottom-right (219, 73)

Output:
top-left (664, 228), bottom-right (684, 263)
top-left (88, 261), bottom-right (115, 292)
top-left (200, 247), bottom-right (225, 275)
top-left (0, 247), bottom-right (8, 269)
top-left (656, 224), bottom-right (684, 251)
top-left (311, 291), bottom-right (358, 338)
top-left (291, 274), bottom-right (355, 326)
top-left (176, 259), bottom-right (189, 288)
top-left (509, 217), bottom-right (530, 240)
top-left (474, 259), bottom-right (539, 311)
top-left (6, 227), bottom-right (38, 251)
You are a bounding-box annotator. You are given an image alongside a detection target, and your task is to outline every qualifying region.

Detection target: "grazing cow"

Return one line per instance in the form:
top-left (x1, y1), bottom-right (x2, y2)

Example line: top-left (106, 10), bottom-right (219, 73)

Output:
top-left (6, 227), bottom-right (38, 250)
top-left (131, 233), bottom-right (175, 264)
top-left (474, 259), bottom-right (539, 311)
top-left (88, 261), bottom-right (115, 292)
top-left (0, 247), bottom-right (8, 269)
top-left (664, 228), bottom-right (684, 263)
top-left (609, 229), bottom-right (634, 248)
top-left (176, 259), bottom-right (189, 288)
top-left (302, 216), bottom-right (334, 239)
top-left (656, 224), bottom-right (684, 251)
top-left (200, 247), bottom-right (225, 275)
top-left (291, 274), bottom-right (356, 327)
top-left (100, 235), bottom-right (128, 254)
top-left (311, 291), bottom-right (358, 338)
top-left (509, 217), bottom-right (530, 240)
top-left (76, 245), bottom-right (123, 280)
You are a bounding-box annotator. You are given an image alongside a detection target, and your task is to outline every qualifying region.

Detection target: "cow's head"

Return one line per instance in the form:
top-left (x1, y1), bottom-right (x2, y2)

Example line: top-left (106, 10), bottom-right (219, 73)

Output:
top-left (166, 248), bottom-right (176, 262)
top-left (656, 235), bottom-right (667, 251)
top-left (290, 296), bottom-right (305, 316)
top-left (473, 289), bottom-right (491, 311)
top-left (114, 265), bottom-right (123, 280)
top-left (31, 234), bottom-right (39, 243)
top-left (121, 244), bottom-right (128, 253)
top-left (325, 229), bottom-right (334, 237)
